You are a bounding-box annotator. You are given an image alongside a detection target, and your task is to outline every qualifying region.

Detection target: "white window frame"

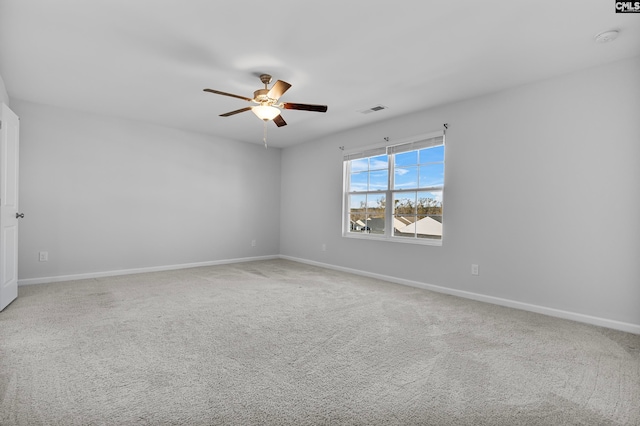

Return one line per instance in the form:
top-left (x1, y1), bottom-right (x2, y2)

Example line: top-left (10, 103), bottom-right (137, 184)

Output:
top-left (342, 131), bottom-right (445, 246)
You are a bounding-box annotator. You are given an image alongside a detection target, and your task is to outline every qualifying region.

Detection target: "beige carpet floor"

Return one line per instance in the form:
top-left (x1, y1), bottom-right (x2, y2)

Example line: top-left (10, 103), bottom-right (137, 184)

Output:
top-left (1, 259), bottom-right (639, 425)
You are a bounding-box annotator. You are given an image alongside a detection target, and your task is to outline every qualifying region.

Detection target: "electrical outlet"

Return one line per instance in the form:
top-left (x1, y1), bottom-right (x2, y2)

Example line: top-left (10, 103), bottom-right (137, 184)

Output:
top-left (251, 239), bottom-right (256, 247)
top-left (471, 264), bottom-right (479, 276)
top-left (39, 251), bottom-right (48, 262)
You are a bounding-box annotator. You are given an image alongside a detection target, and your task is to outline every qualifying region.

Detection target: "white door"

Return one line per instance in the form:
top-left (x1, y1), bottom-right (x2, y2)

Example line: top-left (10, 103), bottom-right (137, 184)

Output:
top-left (0, 103), bottom-right (20, 311)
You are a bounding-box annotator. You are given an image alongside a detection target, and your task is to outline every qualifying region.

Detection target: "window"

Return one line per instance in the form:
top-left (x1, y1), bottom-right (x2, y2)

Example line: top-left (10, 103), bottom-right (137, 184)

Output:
top-left (343, 131), bottom-right (445, 245)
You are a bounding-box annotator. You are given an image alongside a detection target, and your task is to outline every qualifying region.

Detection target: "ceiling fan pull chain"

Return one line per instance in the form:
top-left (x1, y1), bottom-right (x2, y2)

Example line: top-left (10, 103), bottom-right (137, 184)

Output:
top-left (263, 121), bottom-right (268, 149)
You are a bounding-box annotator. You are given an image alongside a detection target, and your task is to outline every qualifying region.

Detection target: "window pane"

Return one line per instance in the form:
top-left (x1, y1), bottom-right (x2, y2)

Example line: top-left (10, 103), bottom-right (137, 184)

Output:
top-left (367, 210), bottom-right (384, 234)
top-left (417, 191), bottom-right (443, 216)
top-left (419, 164), bottom-right (444, 187)
top-left (393, 192), bottom-right (416, 215)
top-left (349, 194), bottom-right (367, 209)
top-left (350, 158), bottom-right (369, 173)
top-left (367, 194), bottom-right (386, 212)
top-left (348, 194), bottom-right (386, 234)
top-left (393, 214), bottom-right (416, 238)
top-left (369, 155), bottom-right (388, 171)
top-left (350, 172), bottom-right (368, 192)
top-left (394, 166), bottom-right (418, 189)
top-left (350, 213), bottom-right (367, 231)
top-left (419, 145), bottom-right (444, 163)
top-left (349, 194), bottom-right (367, 231)
top-left (369, 170), bottom-right (388, 190)
top-left (367, 194), bottom-right (385, 234)
top-left (391, 191), bottom-right (443, 240)
top-left (415, 215), bottom-right (443, 239)
top-left (395, 150), bottom-right (418, 167)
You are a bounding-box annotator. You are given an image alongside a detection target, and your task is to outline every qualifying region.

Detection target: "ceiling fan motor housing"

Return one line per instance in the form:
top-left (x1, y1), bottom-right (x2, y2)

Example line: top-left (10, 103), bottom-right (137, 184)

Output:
top-left (253, 88), bottom-right (271, 103)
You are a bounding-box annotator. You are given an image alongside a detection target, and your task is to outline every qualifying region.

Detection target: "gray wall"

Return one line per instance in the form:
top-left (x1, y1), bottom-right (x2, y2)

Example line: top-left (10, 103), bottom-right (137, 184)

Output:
top-left (15, 100), bottom-right (281, 280)
top-left (280, 56), bottom-right (640, 327)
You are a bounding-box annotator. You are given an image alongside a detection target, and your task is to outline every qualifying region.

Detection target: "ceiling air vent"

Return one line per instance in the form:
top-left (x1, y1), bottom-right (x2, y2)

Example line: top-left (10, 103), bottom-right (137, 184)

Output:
top-left (359, 104), bottom-right (388, 114)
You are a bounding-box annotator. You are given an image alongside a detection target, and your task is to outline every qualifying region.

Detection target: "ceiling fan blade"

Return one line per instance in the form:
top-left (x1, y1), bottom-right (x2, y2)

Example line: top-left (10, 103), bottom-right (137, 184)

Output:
top-left (283, 102), bottom-right (328, 113)
top-left (273, 114), bottom-right (287, 127)
top-left (267, 80), bottom-right (292, 100)
top-left (204, 89), bottom-right (253, 102)
top-left (219, 107), bottom-right (252, 117)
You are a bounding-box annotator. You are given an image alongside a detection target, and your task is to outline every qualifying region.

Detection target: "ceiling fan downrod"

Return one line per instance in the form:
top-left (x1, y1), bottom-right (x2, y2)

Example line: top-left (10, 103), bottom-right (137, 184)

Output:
top-left (260, 74), bottom-right (273, 87)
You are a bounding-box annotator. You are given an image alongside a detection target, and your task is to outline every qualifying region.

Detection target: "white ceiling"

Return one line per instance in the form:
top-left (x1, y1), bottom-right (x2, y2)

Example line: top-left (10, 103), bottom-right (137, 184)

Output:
top-left (1, 1), bottom-right (638, 148)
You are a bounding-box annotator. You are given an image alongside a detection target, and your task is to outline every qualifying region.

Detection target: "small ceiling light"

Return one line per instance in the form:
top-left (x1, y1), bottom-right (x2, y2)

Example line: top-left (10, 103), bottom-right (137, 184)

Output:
top-left (594, 30), bottom-right (619, 43)
top-left (251, 105), bottom-right (281, 121)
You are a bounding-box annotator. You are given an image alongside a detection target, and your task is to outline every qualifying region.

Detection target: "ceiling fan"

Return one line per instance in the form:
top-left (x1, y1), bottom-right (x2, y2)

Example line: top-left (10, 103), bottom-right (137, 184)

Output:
top-left (203, 74), bottom-right (328, 127)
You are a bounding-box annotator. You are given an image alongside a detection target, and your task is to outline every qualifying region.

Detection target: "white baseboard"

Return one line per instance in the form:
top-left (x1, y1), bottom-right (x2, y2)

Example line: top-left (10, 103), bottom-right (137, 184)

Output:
top-left (17, 255), bottom-right (280, 286)
top-left (279, 255), bottom-right (640, 335)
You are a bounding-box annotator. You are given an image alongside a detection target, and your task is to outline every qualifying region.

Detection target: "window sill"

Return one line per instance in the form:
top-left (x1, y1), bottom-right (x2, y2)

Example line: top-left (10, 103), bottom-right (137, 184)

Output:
top-left (342, 232), bottom-right (442, 246)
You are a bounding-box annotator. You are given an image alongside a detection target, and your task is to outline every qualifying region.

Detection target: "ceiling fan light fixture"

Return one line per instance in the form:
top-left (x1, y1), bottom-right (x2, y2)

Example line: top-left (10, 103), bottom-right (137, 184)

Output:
top-left (252, 105), bottom-right (281, 121)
